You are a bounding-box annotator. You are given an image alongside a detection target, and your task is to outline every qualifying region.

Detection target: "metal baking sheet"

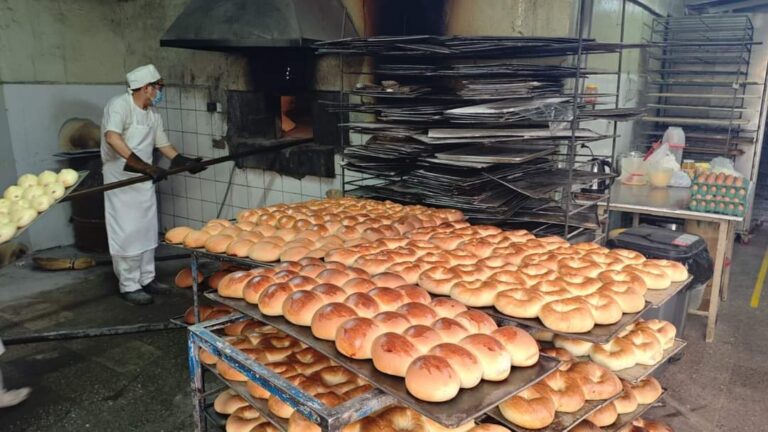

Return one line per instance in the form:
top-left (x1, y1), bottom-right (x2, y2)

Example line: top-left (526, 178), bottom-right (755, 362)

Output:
top-left (435, 145), bottom-right (556, 164)
top-left (479, 303), bottom-right (651, 344)
top-left (204, 363), bottom-right (289, 432)
top-left (207, 293), bottom-right (561, 428)
top-left (486, 391), bottom-right (623, 432)
top-left (602, 390), bottom-right (666, 432)
top-left (6, 170), bottom-right (89, 244)
top-left (644, 278), bottom-right (692, 307)
top-left (162, 243), bottom-right (273, 269)
top-left (613, 339), bottom-right (687, 383)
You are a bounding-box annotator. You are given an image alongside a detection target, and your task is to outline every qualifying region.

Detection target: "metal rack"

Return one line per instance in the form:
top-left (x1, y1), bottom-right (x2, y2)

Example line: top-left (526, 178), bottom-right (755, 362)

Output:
top-left (642, 14), bottom-right (761, 158)
top-left (327, 0), bottom-right (638, 243)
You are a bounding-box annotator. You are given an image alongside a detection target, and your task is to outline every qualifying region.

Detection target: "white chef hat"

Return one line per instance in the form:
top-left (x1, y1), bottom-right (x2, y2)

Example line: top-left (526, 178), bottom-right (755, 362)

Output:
top-left (126, 64), bottom-right (162, 91)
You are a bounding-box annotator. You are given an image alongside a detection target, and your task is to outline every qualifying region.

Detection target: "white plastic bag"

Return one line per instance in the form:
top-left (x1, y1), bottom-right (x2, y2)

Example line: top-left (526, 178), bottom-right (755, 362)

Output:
top-left (644, 142), bottom-right (681, 172)
top-left (710, 156), bottom-right (742, 176)
top-left (669, 171), bottom-right (692, 188)
top-left (662, 127), bottom-right (685, 165)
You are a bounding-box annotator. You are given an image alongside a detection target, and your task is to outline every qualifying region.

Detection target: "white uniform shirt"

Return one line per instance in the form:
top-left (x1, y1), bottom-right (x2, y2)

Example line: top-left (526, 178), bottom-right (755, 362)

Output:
top-left (100, 93), bottom-right (170, 163)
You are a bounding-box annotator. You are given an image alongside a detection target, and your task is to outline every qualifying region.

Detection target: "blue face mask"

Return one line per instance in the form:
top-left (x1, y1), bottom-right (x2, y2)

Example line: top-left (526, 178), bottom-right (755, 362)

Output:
top-left (151, 89), bottom-right (164, 106)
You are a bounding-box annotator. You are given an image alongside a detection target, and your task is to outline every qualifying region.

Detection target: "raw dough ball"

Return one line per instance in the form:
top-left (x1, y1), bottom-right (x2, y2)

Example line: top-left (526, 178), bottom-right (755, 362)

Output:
top-left (4, 185), bottom-right (23, 201)
top-left (14, 199), bottom-right (32, 210)
top-left (22, 185), bottom-right (46, 201)
top-left (31, 195), bottom-right (53, 212)
top-left (18, 173), bottom-right (38, 188)
top-left (0, 222), bottom-right (17, 243)
top-left (12, 208), bottom-right (37, 227)
top-left (57, 169), bottom-right (79, 187)
top-left (38, 170), bottom-right (59, 186)
top-left (45, 183), bottom-right (66, 200)
top-left (0, 198), bottom-right (10, 214)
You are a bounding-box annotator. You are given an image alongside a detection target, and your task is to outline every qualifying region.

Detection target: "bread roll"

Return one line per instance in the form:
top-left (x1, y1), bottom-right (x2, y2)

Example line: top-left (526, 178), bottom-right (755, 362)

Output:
top-left (242, 275), bottom-right (276, 304)
top-left (218, 271), bottom-right (256, 299)
top-left (405, 355), bottom-right (461, 402)
top-left (282, 291), bottom-right (325, 326)
top-left (491, 326), bottom-right (539, 367)
top-left (342, 277), bottom-right (377, 294)
top-left (402, 325), bottom-right (444, 351)
top-left (183, 230), bottom-right (210, 248)
top-left (335, 317), bottom-right (383, 360)
top-left (585, 400), bottom-right (618, 427)
top-left (310, 303), bottom-right (358, 340)
top-left (460, 334), bottom-right (512, 381)
top-left (428, 343), bottom-right (482, 388)
top-left (429, 297), bottom-right (468, 318)
top-left (542, 369), bottom-right (585, 413)
top-left (454, 310), bottom-right (498, 334)
top-left (370, 272), bottom-right (407, 288)
top-left (257, 282), bottom-right (294, 316)
top-left (368, 287), bottom-right (407, 311)
top-left (226, 239), bottom-right (256, 257)
top-left (395, 284), bottom-right (432, 304)
top-left (213, 389), bottom-right (249, 414)
top-left (614, 380), bottom-right (638, 414)
top-left (499, 385), bottom-right (556, 429)
top-left (174, 267), bottom-right (203, 288)
top-left (431, 318), bottom-right (470, 343)
top-left (308, 284), bottom-right (345, 304)
top-left (165, 226), bottom-right (193, 244)
top-left (248, 240), bottom-right (284, 262)
top-left (205, 234), bottom-right (235, 253)
top-left (371, 332), bottom-right (420, 377)
top-left (396, 302), bottom-right (438, 326)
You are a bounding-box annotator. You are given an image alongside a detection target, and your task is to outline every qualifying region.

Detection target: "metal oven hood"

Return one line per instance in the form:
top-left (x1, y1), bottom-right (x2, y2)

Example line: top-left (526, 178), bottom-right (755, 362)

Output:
top-left (160, 0), bottom-right (356, 50)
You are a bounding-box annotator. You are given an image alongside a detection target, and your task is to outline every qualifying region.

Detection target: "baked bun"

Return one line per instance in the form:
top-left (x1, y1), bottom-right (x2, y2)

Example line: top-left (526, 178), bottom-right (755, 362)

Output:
top-left (311, 303), bottom-right (358, 341)
top-left (334, 317), bottom-right (383, 360)
top-left (499, 385), bottom-right (556, 429)
top-left (243, 275), bottom-right (276, 304)
top-left (491, 326), bottom-right (539, 367)
top-left (165, 226), bottom-right (193, 244)
top-left (569, 361), bottom-right (622, 400)
top-left (539, 298), bottom-right (595, 333)
top-left (454, 310), bottom-right (498, 334)
top-left (614, 379), bottom-right (639, 414)
top-left (218, 271), bottom-right (257, 299)
top-left (585, 399), bottom-right (618, 427)
top-left (428, 343), bottom-right (482, 388)
top-left (429, 297), bottom-right (468, 318)
top-left (174, 267), bottom-right (203, 288)
top-left (257, 282), bottom-right (295, 316)
top-left (542, 369), bottom-right (586, 413)
top-left (282, 290), bottom-right (325, 326)
top-left (630, 376), bottom-right (662, 405)
top-left (183, 230), bottom-right (210, 248)
top-left (213, 389), bottom-right (249, 414)
top-left (459, 334), bottom-right (512, 381)
top-left (371, 332), bottom-right (420, 377)
top-left (402, 325), bottom-right (444, 351)
top-left (469, 425), bottom-right (511, 432)
top-left (405, 355), bottom-right (461, 402)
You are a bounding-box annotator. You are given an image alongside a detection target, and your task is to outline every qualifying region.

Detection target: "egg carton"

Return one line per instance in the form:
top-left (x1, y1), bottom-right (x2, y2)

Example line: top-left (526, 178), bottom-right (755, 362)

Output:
top-left (687, 198), bottom-right (746, 217)
top-left (690, 184), bottom-right (747, 203)
top-left (692, 173), bottom-right (749, 189)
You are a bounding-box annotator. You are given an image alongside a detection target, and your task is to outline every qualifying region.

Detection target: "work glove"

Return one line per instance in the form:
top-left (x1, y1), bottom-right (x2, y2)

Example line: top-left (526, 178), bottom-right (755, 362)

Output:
top-left (170, 154), bottom-right (206, 174)
top-left (123, 153), bottom-right (168, 183)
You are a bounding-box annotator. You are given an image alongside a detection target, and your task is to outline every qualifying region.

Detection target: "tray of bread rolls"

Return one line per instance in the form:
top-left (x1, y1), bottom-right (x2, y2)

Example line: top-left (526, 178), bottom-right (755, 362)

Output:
top-left (205, 364), bottom-right (290, 431)
top-left (191, 315), bottom-right (397, 431)
top-left (602, 391), bottom-right (665, 432)
top-left (163, 242), bottom-right (274, 269)
top-left (478, 303), bottom-right (651, 345)
top-left (162, 197), bottom-right (466, 265)
top-left (208, 291), bottom-right (561, 428)
top-left (643, 276), bottom-right (692, 307)
top-left (546, 320), bottom-right (686, 383)
top-left (485, 361), bottom-right (625, 432)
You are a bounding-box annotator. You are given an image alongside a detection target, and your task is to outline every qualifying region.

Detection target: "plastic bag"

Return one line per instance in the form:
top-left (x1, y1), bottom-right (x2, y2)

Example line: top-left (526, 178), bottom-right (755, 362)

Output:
top-left (661, 127), bottom-right (685, 165)
top-left (710, 156), bottom-right (742, 176)
top-left (669, 171), bottom-right (692, 188)
top-left (644, 142), bottom-right (681, 172)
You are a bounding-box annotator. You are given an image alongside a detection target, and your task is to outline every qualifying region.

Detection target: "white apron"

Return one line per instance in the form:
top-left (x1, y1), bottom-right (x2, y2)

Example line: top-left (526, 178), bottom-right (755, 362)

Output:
top-left (103, 101), bottom-right (159, 257)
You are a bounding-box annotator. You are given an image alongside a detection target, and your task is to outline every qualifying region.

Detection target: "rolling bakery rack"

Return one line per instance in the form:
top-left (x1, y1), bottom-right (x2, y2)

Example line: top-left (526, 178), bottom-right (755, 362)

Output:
top-left (177, 2), bottom-right (686, 431)
top-left (322, 0), bottom-right (643, 243)
top-left (176, 241), bottom-right (691, 431)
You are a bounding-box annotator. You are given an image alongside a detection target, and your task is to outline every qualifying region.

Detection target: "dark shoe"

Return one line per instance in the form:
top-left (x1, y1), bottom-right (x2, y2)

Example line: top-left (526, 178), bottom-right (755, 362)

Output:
top-left (142, 279), bottom-right (174, 295)
top-left (121, 289), bottom-right (153, 305)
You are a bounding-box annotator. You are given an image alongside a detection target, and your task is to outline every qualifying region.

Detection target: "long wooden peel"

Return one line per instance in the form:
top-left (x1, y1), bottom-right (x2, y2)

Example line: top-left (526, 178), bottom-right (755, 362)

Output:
top-left (33, 253), bottom-right (191, 271)
top-left (61, 137), bottom-right (312, 201)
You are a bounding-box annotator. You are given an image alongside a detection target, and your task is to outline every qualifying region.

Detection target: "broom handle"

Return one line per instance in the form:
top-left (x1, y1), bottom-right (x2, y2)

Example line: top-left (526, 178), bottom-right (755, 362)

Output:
top-left (62, 138), bottom-right (313, 202)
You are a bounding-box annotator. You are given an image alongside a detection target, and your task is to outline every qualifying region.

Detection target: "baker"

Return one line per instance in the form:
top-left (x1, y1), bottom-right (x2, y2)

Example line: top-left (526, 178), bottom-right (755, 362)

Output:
top-left (101, 64), bottom-right (204, 305)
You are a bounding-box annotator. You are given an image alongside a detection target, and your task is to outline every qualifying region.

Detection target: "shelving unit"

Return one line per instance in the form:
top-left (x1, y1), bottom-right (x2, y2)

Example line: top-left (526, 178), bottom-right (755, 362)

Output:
top-left (642, 14), bottom-right (761, 158)
top-left (323, 0), bottom-right (641, 243)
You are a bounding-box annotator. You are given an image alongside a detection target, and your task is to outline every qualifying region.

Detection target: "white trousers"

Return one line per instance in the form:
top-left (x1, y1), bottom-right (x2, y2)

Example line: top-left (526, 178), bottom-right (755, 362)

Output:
top-left (112, 249), bottom-right (156, 293)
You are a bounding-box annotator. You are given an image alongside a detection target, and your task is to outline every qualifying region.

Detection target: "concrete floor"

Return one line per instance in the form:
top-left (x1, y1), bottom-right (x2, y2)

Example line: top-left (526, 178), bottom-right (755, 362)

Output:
top-left (0, 231), bottom-right (767, 431)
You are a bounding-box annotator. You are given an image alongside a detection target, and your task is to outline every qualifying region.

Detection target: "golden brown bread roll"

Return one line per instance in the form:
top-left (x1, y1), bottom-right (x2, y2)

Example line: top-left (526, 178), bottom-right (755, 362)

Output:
top-left (405, 355), bottom-right (461, 402)
top-left (218, 271), bottom-right (257, 299)
top-left (182, 230), bottom-right (210, 248)
top-left (311, 303), bottom-right (358, 341)
top-left (371, 332), bottom-right (420, 377)
top-left (174, 267), bottom-right (203, 288)
top-left (164, 226), bottom-right (193, 244)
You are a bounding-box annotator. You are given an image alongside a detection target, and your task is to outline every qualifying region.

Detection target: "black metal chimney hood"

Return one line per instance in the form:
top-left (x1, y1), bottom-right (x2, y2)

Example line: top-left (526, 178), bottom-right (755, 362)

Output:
top-left (160, 0), bottom-right (356, 51)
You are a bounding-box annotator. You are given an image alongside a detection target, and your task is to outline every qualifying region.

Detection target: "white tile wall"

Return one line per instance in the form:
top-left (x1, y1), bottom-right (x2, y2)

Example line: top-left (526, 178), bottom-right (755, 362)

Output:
top-left (156, 85), bottom-right (337, 232)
